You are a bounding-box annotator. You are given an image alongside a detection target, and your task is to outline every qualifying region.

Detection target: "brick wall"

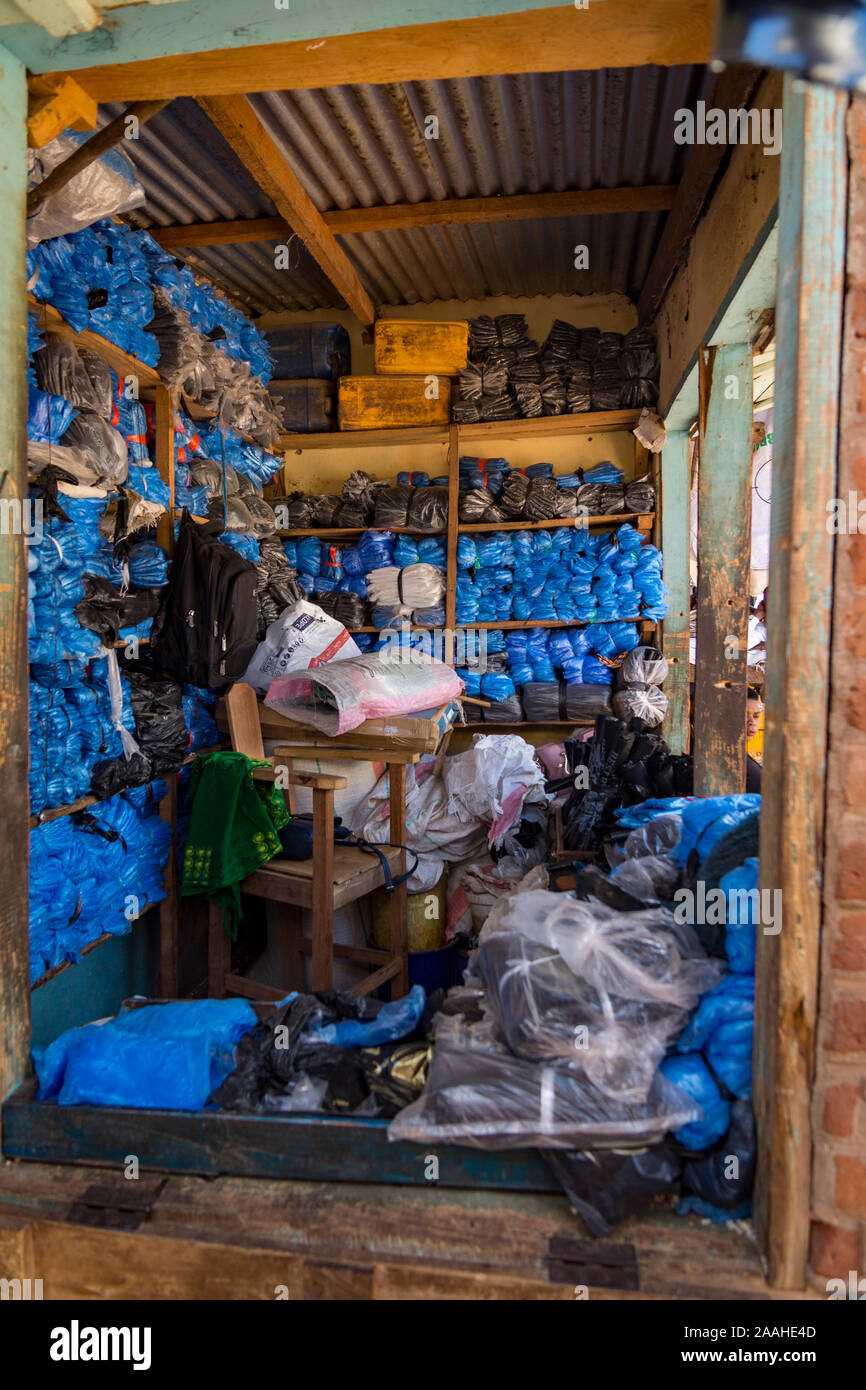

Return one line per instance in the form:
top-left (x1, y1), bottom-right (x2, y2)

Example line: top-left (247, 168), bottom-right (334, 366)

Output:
top-left (810, 96), bottom-right (866, 1286)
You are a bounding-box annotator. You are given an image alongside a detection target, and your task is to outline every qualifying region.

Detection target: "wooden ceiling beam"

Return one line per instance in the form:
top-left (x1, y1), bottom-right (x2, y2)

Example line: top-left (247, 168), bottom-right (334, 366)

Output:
top-left (49, 2), bottom-right (713, 104)
top-left (197, 95), bottom-right (376, 331)
top-left (637, 65), bottom-right (763, 324)
top-left (150, 184), bottom-right (678, 251)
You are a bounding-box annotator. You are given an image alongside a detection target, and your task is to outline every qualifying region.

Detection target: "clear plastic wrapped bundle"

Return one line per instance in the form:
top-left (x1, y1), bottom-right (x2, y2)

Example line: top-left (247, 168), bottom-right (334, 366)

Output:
top-left (406, 486), bottom-right (448, 531)
top-left (613, 686), bottom-right (668, 726)
top-left (388, 1011), bottom-right (701, 1150)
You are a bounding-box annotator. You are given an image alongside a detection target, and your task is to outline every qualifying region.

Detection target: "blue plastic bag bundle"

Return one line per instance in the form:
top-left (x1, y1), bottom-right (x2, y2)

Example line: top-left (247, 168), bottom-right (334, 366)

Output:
top-left (583, 461), bottom-right (624, 485)
top-left (418, 537), bottom-right (447, 568)
top-left (34, 997), bottom-right (259, 1109)
top-left (677, 973), bottom-right (755, 1099)
top-left (660, 1053), bottom-right (732, 1150)
top-left (456, 666), bottom-right (482, 696)
top-left (126, 463), bottom-right (171, 508)
top-left (28, 382), bottom-right (76, 443)
top-left (673, 795), bottom-right (762, 868)
top-left (352, 633), bottom-right (375, 652)
top-left (296, 536), bottom-right (322, 576)
top-left (457, 535), bottom-right (477, 569)
top-left (459, 455), bottom-right (509, 495)
top-left (28, 680), bottom-right (91, 813)
top-left (28, 785), bottom-right (174, 984)
top-left (29, 516), bottom-right (106, 665)
top-left (194, 423), bottom-right (242, 469)
top-left (455, 577), bottom-right (480, 623)
top-left (236, 442), bottom-right (282, 487)
top-left (480, 672), bottom-right (516, 700)
top-left (181, 685), bottom-right (219, 751)
top-left (126, 539), bottom-right (169, 588)
top-left (218, 531), bottom-right (260, 564)
top-left (173, 470), bottom-right (209, 517)
top-left (312, 985), bottom-right (425, 1048)
top-left (615, 797), bottom-right (694, 831)
top-left (115, 389), bottom-right (150, 463)
top-left (356, 530), bottom-right (395, 572)
top-left (475, 533), bottom-right (511, 567)
top-left (524, 461), bottom-right (553, 478)
top-left (582, 654), bottom-right (614, 685)
top-left (720, 858), bottom-right (759, 974)
top-left (282, 539), bottom-right (298, 567)
top-left (392, 535), bottom-right (419, 567)
top-left (413, 605), bottom-right (446, 628)
top-left (319, 543), bottom-right (344, 583)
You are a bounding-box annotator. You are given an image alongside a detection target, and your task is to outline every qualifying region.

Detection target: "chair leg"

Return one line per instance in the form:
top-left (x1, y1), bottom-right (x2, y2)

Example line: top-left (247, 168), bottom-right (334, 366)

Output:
top-left (279, 902), bottom-right (305, 992)
top-left (208, 900), bottom-right (231, 998)
top-left (388, 761), bottom-right (410, 998)
top-left (311, 787), bottom-right (335, 992)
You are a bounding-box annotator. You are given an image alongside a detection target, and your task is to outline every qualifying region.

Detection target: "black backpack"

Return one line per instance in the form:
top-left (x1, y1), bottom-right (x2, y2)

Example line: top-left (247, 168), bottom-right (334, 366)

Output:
top-left (157, 510), bottom-right (258, 688)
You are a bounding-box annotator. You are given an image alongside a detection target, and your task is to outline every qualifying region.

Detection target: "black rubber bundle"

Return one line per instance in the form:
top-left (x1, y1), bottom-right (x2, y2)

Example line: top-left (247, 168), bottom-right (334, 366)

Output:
top-left (407, 486), bottom-right (448, 531)
top-left (373, 484), bottom-right (412, 528)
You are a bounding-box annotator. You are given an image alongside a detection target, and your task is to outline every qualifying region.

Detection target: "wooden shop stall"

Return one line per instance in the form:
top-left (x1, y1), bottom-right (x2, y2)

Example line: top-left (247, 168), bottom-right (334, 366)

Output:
top-left (0, 1), bottom-right (848, 1298)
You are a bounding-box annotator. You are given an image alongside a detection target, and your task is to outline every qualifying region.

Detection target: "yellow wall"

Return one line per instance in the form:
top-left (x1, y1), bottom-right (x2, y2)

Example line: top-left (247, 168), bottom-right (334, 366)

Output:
top-left (261, 292), bottom-right (641, 494)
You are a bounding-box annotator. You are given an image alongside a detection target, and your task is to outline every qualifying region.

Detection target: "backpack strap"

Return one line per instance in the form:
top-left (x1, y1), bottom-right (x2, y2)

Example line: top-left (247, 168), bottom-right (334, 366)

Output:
top-left (342, 834), bottom-right (419, 892)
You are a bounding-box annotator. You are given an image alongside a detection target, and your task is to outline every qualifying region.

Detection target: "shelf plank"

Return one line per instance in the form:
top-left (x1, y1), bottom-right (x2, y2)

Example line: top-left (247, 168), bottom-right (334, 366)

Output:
top-left (458, 512), bottom-right (654, 533)
top-left (457, 409), bottom-right (642, 443)
top-left (458, 618), bottom-right (654, 631)
top-left (278, 408), bottom-right (641, 453)
top-left (28, 295), bottom-right (161, 389)
top-left (276, 527), bottom-right (447, 539)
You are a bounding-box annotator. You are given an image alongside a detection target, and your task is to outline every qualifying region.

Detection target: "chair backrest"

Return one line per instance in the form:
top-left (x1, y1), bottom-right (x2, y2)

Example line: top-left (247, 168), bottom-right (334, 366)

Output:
top-left (225, 682), bottom-right (266, 760)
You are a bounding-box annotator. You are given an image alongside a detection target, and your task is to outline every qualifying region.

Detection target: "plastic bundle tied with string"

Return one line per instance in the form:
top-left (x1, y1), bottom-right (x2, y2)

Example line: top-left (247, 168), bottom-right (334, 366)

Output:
top-left (28, 785), bottom-right (173, 984)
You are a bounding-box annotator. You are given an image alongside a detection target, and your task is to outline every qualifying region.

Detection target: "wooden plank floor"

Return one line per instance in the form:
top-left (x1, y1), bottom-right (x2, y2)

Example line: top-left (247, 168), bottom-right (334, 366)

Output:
top-left (0, 1158), bottom-right (819, 1301)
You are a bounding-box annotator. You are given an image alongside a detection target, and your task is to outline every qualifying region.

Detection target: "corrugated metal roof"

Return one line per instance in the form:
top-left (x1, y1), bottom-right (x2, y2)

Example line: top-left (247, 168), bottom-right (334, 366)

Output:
top-left (113, 65), bottom-right (709, 315)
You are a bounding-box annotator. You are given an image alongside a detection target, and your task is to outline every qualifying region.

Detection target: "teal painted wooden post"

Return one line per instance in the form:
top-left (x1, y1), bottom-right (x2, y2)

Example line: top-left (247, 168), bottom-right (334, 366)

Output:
top-left (0, 44), bottom-right (31, 1123)
top-left (693, 344), bottom-right (753, 796)
top-left (755, 75), bottom-right (847, 1291)
top-left (660, 430), bottom-right (690, 753)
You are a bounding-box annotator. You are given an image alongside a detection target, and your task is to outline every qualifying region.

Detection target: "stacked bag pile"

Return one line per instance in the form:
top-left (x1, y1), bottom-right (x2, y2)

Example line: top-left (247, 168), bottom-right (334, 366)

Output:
top-left (455, 523), bottom-right (668, 625)
top-left (282, 528), bottom-right (447, 633)
top-left (458, 457), bottom-right (654, 523)
top-left (453, 314), bottom-right (660, 423)
top-left (273, 466), bottom-right (449, 534)
top-left (27, 218), bottom-right (280, 444)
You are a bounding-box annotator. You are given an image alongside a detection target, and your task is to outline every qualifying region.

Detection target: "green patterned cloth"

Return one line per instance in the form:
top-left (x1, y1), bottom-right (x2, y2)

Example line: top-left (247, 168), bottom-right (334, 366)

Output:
top-left (181, 750), bottom-right (290, 936)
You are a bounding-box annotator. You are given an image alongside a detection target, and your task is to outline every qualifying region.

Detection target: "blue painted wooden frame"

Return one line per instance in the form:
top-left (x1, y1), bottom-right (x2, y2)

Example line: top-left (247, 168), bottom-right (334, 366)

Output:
top-left (1, 1084), bottom-right (560, 1191)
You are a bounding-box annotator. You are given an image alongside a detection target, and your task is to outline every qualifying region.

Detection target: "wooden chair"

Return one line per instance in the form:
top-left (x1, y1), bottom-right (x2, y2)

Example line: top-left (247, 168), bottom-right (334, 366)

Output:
top-left (207, 682), bottom-right (410, 1001)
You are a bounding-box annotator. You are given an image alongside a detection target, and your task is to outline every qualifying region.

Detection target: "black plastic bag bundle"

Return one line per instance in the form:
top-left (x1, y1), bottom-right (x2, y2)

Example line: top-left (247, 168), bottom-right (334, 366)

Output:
top-left (591, 365), bottom-right (625, 411)
top-left (540, 375), bottom-right (567, 414)
top-left (190, 459), bottom-right (241, 498)
top-left (575, 482), bottom-right (603, 515)
top-left (483, 692), bottom-right (524, 722)
top-left (312, 494), bottom-right (342, 526)
top-left (567, 369), bottom-right (592, 413)
top-left (60, 410), bottom-right (128, 485)
top-left (127, 671), bottom-right (189, 774)
top-left (209, 493), bottom-right (255, 532)
top-left (342, 469), bottom-right (377, 504)
top-left (681, 1099), bottom-right (756, 1209)
top-left (373, 484), bottom-right (413, 528)
top-left (283, 493), bottom-right (315, 527)
top-left (514, 383), bottom-right (543, 417)
top-left (542, 318), bottom-right (582, 360)
top-left (478, 393), bottom-right (515, 422)
top-left (625, 475), bottom-right (655, 513)
top-left (500, 472), bottom-right (529, 517)
top-left (598, 331), bottom-right (625, 360)
top-left (511, 356), bottom-right (543, 383)
top-left (74, 576), bottom-right (161, 645)
top-left (619, 348), bottom-right (660, 407)
top-left (34, 340), bottom-right (105, 415)
top-left (469, 313), bottom-right (529, 351)
top-left (543, 1142), bottom-right (682, 1236)
top-left (452, 400), bottom-right (482, 424)
top-left (522, 682), bottom-right (613, 722)
top-left (90, 750), bottom-right (154, 798)
top-left (458, 361), bottom-right (484, 401)
top-left (597, 483), bottom-right (626, 514)
top-left (459, 487), bottom-right (504, 523)
top-left (523, 477), bottom-right (558, 521)
top-left (314, 590), bottom-right (368, 629)
top-left (553, 489), bottom-right (578, 518)
top-left (407, 486), bottom-right (448, 531)
top-left (624, 326), bottom-right (656, 353)
top-left (578, 327), bottom-right (601, 362)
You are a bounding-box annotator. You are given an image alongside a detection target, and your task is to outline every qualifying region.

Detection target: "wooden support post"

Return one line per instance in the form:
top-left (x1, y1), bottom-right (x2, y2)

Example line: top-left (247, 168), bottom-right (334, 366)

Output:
top-left (310, 787), bottom-right (335, 992)
top-left (0, 52), bottom-right (30, 1126)
top-left (755, 76), bottom-right (847, 1290)
top-left (207, 901), bottom-right (231, 999)
top-left (387, 762), bottom-right (409, 999)
top-left (693, 344), bottom-right (753, 795)
top-left (445, 423), bottom-right (459, 646)
top-left (158, 778), bottom-right (179, 998)
top-left (660, 431), bottom-right (691, 753)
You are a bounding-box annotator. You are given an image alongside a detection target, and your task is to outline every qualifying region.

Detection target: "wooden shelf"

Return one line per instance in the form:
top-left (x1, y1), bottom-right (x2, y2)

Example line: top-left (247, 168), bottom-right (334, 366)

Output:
top-left (28, 294), bottom-right (161, 390)
top-left (459, 720), bottom-right (594, 729)
top-left (277, 527), bottom-right (447, 539)
top-left (278, 408), bottom-right (641, 453)
top-left (458, 512), bottom-right (654, 534)
top-left (457, 618), bottom-right (655, 631)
